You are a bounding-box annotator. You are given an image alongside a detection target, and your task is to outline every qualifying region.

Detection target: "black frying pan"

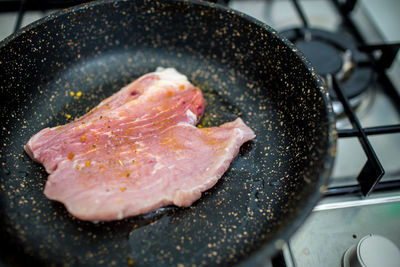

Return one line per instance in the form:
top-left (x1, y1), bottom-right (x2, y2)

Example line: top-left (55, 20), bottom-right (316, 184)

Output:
top-left (0, 0), bottom-right (336, 266)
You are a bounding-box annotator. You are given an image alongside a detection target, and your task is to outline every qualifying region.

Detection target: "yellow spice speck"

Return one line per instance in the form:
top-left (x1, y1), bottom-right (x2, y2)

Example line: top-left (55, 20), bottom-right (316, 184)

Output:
top-left (85, 161), bottom-right (90, 167)
top-left (76, 164), bottom-right (80, 169)
top-left (69, 91), bottom-right (74, 96)
top-left (66, 114), bottom-right (71, 119)
top-left (81, 136), bottom-right (86, 142)
top-left (76, 91), bottom-right (82, 97)
top-left (56, 126), bottom-right (61, 130)
top-left (119, 160), bottom-right (123, 166)
top-left (127, 258), bottom-right (134, 266)
top-left (120, 187), bottom-right (126, 192)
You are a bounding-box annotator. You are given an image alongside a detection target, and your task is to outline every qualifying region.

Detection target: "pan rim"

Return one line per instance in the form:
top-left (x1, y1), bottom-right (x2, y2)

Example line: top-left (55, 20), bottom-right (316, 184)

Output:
top-left (0, 0), bottom-right (337, 264)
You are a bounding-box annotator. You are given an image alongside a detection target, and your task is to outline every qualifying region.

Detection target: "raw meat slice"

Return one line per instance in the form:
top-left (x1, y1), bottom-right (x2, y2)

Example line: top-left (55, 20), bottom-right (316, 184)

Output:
top-left (26, 68), bottom-right (204, 173)
top-left (25, 68), bottom-right (255, 221)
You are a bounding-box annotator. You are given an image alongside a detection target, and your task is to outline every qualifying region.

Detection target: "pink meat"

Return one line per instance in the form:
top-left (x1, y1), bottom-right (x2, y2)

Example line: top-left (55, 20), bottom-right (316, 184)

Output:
top-left (25, 68), bottom-right (255, 221)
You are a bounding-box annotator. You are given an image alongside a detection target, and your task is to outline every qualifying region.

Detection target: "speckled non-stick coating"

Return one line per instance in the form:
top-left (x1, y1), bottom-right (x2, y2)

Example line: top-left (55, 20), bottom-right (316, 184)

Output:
top-left (0, 0), bottom-right (336, 266)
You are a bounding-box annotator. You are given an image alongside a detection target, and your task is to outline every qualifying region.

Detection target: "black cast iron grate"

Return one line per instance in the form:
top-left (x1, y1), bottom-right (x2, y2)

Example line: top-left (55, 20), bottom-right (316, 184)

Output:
top-left (274, 1), bottom-right (400, 266)
top-left (290, 0), bottom-right (400, 197)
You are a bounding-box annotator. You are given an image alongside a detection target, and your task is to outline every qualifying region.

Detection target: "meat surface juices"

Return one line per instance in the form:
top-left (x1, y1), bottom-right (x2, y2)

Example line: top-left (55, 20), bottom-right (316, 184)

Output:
top-left (25, 68), bottom-right (255, 221)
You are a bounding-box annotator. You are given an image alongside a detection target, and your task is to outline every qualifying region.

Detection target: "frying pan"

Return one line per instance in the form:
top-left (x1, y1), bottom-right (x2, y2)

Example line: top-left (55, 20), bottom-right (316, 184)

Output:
top-left (0, 0), bottom-right (336, 266)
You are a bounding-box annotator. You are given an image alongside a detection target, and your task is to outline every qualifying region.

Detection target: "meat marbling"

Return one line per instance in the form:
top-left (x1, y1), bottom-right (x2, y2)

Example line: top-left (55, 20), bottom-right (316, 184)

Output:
top-left (25, 68), bottom-right (255, 221)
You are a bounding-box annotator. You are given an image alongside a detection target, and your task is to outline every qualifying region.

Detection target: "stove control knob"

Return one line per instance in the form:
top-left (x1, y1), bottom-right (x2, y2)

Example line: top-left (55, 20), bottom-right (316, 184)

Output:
top-left (342, 234), bottom-right (400, 267)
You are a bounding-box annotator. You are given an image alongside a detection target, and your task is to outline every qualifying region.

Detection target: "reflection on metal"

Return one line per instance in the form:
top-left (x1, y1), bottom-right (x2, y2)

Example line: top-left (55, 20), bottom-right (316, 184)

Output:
top-left (290, 198), bottom-right (400, 267)
top-left (314, 195), bottom-right (400, 211)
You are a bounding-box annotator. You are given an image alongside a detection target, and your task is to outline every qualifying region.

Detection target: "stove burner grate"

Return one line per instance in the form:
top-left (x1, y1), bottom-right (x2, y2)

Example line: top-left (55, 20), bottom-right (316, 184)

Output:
top-left (283, 0), bottom-right (400, 201)
top-left (280, 27), bottom-right (373, 102)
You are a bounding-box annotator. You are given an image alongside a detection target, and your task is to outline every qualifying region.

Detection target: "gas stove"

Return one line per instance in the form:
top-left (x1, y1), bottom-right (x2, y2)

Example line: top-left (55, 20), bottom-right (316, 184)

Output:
top-left (1, 0), bottom-right (399, 266)
top-left (227, 0), bottom-right (400, 266)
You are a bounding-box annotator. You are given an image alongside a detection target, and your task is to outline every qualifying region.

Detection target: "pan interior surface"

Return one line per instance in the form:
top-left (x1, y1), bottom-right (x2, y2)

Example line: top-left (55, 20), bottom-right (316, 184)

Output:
top-left (0, 0), bottom-right (334, 266)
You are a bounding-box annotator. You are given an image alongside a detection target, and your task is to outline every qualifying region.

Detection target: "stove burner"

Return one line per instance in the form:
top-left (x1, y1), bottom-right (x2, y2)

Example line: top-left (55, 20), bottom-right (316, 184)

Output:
top-left (281, 28), bottom-right (373, 110)
top-left (296, 40), bottom-right (343, 76)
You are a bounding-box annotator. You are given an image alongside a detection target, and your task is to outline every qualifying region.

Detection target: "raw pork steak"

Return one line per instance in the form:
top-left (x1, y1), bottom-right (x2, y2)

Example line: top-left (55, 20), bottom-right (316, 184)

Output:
top-left (25, 68), bottom-right (255, 221)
